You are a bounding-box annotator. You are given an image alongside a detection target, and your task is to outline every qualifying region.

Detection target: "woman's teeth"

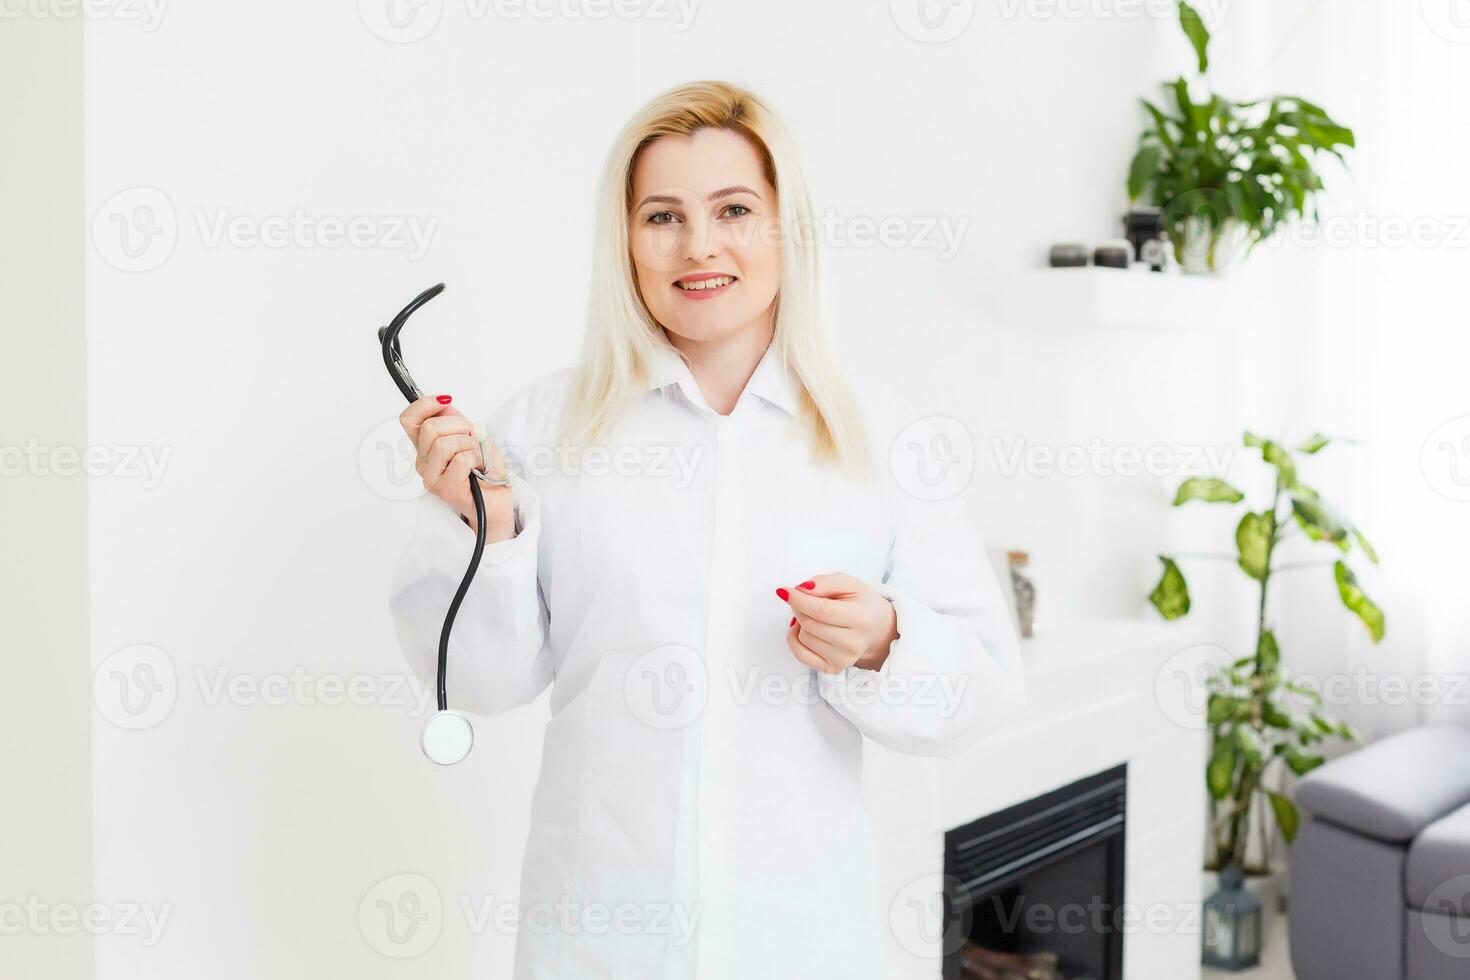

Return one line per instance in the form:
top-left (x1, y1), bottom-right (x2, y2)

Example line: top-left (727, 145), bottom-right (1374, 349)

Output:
top-left (676, 276), bottom-right (735, 291)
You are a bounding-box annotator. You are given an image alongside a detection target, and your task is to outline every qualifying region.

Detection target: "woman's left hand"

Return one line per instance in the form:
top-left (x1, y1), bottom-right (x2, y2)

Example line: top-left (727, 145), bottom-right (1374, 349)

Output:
top-left (778, 573), bottom-right (899, 674)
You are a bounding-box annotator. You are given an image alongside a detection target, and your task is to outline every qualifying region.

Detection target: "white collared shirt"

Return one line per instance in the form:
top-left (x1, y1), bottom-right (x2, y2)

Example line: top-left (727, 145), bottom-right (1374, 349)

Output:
top-left (388, 339), bottom-right (1025, 979)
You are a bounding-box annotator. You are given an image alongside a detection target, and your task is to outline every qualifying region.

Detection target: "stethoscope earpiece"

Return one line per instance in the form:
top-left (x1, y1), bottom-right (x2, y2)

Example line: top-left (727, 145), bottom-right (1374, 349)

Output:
top-left (421, 710), bottom-right (474, 766)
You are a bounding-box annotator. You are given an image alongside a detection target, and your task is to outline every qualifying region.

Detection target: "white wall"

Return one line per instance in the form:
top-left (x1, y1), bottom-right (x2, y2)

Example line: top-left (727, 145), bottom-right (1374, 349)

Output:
top-left (1, 13), bottom-right (93, 980)
top-left (76, 1), bottom-right (1363, 976)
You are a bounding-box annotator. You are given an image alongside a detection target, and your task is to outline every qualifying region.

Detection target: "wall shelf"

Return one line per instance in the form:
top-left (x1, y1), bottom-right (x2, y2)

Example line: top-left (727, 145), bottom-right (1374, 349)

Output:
top-left (993, 266), bottom-right (1244, 330)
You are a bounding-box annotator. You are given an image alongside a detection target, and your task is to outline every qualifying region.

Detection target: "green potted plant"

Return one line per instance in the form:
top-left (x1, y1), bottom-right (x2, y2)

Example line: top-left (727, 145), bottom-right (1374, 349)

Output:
top-left (1148, 432), bottom-right (1385, 952)
top-left (1126, 2), bottom-right (1356, 272)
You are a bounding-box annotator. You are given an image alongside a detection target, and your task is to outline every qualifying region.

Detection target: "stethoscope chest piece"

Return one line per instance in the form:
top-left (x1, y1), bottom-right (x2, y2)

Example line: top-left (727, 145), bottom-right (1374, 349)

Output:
top-left (421, 710), bottom-right (474, 766)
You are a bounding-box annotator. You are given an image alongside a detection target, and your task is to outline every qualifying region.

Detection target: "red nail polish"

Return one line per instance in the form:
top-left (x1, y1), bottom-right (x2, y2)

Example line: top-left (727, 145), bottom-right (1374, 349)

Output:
top-left (775, 587), bottom-right (790, 601)
top-left (436, 394), bottom-right (452, 405)
top-left (799, 580), bottom-right (815, 590)
top-left (789, 616), bottom-right (797, 627)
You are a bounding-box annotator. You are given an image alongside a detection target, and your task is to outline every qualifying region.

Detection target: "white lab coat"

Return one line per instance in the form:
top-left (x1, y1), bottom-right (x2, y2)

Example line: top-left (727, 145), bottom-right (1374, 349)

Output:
top-left (388, 339), bottom-right (1025, 979)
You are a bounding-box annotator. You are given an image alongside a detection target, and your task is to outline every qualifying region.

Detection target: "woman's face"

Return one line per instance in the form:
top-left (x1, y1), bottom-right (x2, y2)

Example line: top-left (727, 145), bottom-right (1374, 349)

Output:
top-left (628, 127), bottom-right (782, 346)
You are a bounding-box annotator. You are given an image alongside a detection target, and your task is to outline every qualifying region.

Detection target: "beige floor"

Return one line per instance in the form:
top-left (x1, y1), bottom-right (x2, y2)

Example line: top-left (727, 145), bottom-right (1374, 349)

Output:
top-left (1201, 921), bottom-right (1294, 979)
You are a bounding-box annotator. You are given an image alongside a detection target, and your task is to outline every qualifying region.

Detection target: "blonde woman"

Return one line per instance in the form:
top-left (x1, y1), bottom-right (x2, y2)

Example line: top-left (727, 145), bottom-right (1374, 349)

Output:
top-left (389, 80), bottom-right (1025, 979)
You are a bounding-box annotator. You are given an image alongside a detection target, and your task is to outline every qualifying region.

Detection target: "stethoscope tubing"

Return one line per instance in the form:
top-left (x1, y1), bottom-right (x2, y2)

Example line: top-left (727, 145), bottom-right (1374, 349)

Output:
top-left (379, 282), bottom-right (506, 720)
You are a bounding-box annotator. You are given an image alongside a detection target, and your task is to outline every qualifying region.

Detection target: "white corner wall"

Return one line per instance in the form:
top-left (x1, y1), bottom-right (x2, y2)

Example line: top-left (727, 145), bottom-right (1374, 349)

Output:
top-left (0, 12), bottom-right (94, 980)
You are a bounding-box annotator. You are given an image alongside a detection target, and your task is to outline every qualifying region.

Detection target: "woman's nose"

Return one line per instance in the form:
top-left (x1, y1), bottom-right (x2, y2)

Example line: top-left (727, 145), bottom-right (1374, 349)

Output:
top-left (682, 213), bottom-right (717, 264)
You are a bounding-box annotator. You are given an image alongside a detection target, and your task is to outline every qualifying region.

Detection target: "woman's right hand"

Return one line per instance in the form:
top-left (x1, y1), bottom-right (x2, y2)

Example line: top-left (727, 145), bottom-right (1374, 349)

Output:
top-left (399, 395), bottom-right (516, 541)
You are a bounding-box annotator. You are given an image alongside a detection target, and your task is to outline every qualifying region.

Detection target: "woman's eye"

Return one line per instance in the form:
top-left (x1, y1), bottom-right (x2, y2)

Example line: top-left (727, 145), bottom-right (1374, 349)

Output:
top-left (722, 204), bottom-right (752, 219)
top-left (648, 211), bottom-right (680, 226)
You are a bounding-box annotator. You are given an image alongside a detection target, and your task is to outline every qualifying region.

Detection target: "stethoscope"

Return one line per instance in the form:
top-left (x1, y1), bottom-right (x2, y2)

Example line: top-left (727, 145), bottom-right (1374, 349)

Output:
top-left (378, 282), bottom-right (506, 766)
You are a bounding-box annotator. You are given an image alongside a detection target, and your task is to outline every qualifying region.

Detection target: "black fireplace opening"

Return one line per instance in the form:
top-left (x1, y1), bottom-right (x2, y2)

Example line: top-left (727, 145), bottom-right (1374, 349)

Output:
top-left (942, 764), bottom-right (1127, 980)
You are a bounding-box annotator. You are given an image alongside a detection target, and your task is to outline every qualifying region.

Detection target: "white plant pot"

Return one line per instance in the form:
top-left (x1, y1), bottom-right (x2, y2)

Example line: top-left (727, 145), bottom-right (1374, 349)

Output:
top-left (1174, 218), bottom-right (1249, 275)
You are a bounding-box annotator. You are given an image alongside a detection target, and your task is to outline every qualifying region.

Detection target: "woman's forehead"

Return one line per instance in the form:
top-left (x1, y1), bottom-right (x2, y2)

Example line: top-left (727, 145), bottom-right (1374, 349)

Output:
top-left (632, 129), bottom-right (771, 200)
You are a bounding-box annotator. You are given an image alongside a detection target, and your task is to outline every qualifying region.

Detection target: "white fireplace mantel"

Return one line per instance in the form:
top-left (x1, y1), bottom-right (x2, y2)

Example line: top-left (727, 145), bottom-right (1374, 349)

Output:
top-left (865, 618), bottom-right (1210, 980)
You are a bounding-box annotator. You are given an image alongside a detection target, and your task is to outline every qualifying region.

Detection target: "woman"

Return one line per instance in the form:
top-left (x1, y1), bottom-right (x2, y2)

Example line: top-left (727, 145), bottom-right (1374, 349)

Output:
top-left (388, 79), bottom-right (1025, 980)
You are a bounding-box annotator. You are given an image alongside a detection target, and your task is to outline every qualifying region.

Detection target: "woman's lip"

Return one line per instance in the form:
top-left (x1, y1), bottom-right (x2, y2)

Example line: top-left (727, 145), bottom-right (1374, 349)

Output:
top-left (673, 279), bottom-right (735, 300)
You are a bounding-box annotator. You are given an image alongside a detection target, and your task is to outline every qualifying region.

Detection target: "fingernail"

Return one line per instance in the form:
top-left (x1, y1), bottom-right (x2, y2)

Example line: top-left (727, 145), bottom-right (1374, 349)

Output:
top-left (436, 394), bottom-right (452, 405)
top-left (798, 580), bottom-right (815, 590)
top-left (789, 616), bottom-right (797, 627)
top-left (775, 587), bottom-right (790, 601)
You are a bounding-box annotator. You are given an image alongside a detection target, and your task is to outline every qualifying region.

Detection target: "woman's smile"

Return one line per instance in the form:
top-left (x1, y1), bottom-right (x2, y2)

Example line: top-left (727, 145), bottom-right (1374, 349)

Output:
top-left (674, 272), bottom-right (738, 300)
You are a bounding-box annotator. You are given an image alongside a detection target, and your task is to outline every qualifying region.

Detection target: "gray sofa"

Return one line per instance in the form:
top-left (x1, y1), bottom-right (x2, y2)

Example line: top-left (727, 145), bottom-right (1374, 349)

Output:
top-left (1290, 724), bottom-right (1470, 980)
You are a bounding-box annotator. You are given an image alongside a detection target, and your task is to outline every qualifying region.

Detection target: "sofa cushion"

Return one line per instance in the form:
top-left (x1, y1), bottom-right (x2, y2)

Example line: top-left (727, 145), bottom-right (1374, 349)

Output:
top-left (1408, 906), bottom-right (1470, 977)
top-left (1295, 724), bottom-right (1470, 842)
top-left (1407, 800), bottom-right (1470, 912)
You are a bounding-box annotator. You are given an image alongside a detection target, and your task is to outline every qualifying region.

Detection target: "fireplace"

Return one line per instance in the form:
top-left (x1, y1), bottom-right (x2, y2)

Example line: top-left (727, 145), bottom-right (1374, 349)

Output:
top-left (942, 764), bottom-right (1127, 980)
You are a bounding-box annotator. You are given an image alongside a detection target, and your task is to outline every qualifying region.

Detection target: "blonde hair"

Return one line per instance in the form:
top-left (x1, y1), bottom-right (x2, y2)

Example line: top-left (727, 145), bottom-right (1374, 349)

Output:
top-left (559, 79), bottom-right (871, 482)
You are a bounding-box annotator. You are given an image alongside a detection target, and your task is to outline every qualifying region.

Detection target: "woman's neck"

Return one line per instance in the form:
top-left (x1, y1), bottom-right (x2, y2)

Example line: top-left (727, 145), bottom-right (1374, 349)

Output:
top-left (666, 316), bottom-right (775, 417)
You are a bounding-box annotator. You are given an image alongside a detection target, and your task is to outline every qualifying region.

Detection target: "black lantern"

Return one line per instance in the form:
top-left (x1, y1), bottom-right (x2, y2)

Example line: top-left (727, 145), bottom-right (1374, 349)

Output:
top-left (1202, 863), bottom-right (1262, 970)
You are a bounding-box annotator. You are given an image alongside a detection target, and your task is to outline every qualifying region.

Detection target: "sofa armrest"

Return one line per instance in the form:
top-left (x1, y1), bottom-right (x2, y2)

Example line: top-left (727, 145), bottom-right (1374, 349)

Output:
top-left (1295, 724), bottom-right (1470, 842)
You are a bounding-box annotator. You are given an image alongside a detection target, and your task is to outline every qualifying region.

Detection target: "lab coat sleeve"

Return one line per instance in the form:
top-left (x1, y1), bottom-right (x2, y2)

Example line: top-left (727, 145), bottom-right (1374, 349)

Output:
top-left (815, 403), bottom-right (1026, 758)
top-left (386, 413), bottom-right (553, 719)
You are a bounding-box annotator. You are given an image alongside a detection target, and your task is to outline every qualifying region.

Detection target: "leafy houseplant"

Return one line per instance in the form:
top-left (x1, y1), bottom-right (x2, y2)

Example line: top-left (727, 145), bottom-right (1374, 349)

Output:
top-left (1149, 431), bottom-right (1384, 872)
top-left (1126, 2), bottom-right (1356, 272)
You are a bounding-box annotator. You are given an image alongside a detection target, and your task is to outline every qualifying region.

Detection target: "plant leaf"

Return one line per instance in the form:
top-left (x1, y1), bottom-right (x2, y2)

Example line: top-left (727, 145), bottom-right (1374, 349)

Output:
top-left (1335, 561), bottom-right (1386, 642)
top-left (1351, 525), bottom-right (1379, 565)
top-left (1297, 433), bottom-right (1330, 454)
top-left (1236, 511), bottom-right (1273, 581)
top-left (1232, 724), bottom-right (1263, 767)
top-left (1286, 679), bottom-right (1323, 705)
top-left (1149, 556), bottom-right (1191, 620)
top-left (1208, 736), bottom-right (1237, 799)
top-left (1140, 98), bottom-right (1179, 151)
top-left (1261, 440), bottom-right (1298, 489)
top-left (1208, 694), bottom-right (1237, 726)
top-left (1172, 77), bottom-right (1205, 144)
top-left (1284, 745), bottom-right (1325, 776)
top-left (1257, 630), bottom-right (1280, 675)
top-left (1309, 713), bottom-right (1340, 737)
top-left (1261, 698), bottom-right (1292, 729)
top-left (1243, 432), bottom-right (1298, 486)
top-left (1178, 0), bottom-right (1211, 74)
top-left (1128, 143), bottom-right (1162, 201)
top-left (1292, 495), bottom-right (1350, 550)
top-left (1174, 477), bottom-right (1245, 506)
top-left (1267, 790), bottom-right (1300, 843)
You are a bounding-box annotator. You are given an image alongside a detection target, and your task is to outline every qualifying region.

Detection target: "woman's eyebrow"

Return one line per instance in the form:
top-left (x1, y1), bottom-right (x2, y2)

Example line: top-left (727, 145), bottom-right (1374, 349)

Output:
top-left (636, 185), bottom-right (762, 209)
top-left (708, 184), bottom-right (760, 201)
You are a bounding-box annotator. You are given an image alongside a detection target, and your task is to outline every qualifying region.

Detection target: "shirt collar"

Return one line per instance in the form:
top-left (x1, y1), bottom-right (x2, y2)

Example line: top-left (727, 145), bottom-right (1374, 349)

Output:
top-left (645, 339), bottom-right (800, 418)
